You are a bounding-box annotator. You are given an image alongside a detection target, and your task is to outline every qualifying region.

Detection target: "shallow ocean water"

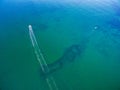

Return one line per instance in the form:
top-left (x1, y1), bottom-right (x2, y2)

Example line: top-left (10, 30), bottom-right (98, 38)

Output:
top-left (0, 0), bottom-right (120, 90)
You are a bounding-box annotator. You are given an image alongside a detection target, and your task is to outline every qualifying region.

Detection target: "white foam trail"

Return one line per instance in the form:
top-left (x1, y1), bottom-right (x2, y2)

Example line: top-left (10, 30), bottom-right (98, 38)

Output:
top-left (28, 25), bottom-right (58, 90)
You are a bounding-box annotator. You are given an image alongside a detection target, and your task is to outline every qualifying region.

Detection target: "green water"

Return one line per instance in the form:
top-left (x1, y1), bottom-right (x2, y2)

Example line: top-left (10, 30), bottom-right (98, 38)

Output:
top-left (0, 0), bottom-right (120, 90)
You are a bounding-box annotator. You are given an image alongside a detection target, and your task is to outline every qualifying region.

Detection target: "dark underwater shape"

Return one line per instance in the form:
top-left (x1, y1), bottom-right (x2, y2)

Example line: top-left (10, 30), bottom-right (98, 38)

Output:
top-left (39, 23), bottom-right (48, 31)
top-left (107, 18), bottom-right (120, 29)
top-left (40, 32), bottom-right (91, 78)
top-left (48, 44), bottom-right (82, 67)
top-left (40, 43), bottom-right (87, 78)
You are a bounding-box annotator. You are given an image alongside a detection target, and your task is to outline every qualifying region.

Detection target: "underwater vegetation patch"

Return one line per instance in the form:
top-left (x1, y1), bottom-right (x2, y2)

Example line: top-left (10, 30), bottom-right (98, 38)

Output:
top-left (38, 23), bottom-right (48, 31)
top-left (41, 37), bottom-right (89, 78)
top-left (41, 44), bottom-right (83, 77)
top-left (47, 44), bottom-right (82, 70)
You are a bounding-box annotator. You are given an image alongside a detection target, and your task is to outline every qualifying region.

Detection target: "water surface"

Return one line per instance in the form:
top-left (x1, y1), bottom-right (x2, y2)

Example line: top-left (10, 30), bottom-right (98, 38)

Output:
top-left (0, 0), bottom-right (120, 90)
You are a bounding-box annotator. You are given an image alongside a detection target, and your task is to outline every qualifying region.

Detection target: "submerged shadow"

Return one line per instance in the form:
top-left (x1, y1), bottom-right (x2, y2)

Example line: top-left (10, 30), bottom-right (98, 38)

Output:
top-left (40, 42), bottom-right (87, 78)
top-left (39, 23), bottom-right (48, 31)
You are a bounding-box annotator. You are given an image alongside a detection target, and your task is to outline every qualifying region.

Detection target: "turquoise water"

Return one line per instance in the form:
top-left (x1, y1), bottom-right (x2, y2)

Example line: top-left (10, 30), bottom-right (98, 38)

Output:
top-left (0, 0), bottom-right (120, 90)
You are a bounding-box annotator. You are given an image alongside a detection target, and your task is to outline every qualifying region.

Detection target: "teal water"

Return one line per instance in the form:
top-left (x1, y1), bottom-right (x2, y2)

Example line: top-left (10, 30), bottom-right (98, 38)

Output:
top-left (0, 0), bottom-right (120, 90)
